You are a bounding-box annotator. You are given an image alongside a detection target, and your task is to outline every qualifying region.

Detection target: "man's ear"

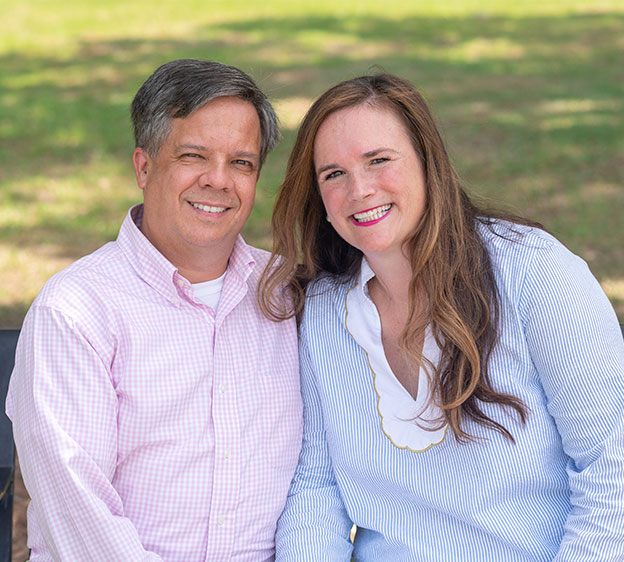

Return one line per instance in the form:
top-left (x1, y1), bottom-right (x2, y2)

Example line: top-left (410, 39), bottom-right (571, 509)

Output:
top-left (133, 147), bottom-right (150, 190)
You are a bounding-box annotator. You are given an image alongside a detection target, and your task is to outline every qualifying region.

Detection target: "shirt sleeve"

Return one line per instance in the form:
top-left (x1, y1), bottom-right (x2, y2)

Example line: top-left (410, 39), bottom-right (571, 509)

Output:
top-left (275, 327), bottom-right (354, 561)
top-left (519, 238), bottom-right (624, 560)
top-left (6, 305), bottom-right (163, 561)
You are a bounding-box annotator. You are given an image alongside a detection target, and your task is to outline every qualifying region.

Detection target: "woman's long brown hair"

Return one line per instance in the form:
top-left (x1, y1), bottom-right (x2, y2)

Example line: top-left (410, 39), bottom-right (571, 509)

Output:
top-left (259, 74), bottom-right (541, 442)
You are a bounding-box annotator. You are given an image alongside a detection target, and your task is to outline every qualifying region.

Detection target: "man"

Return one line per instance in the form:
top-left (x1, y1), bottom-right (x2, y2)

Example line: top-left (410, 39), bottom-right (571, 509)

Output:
top-left (6, 59), bottom-right (302, 561)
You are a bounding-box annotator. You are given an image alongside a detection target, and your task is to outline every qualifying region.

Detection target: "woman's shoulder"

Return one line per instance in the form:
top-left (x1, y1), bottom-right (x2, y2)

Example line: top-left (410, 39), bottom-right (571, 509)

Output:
top-left (476, 218), bottom-right (574, 273)
top-left (477, 218), bottom-right (558, 253)
top-left (300, 273), bottom-right (355, 329)
top-left (305, 274), bottom-right (352, 305)
top-left (476, 217), bottom-right (593, 304)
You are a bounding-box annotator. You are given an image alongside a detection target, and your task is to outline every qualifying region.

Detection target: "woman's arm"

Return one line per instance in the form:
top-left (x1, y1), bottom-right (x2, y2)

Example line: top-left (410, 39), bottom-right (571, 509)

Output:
top-left (519, 238), bottom-right (624, 560)
top-left (275, 330), bottom-right (354, 561)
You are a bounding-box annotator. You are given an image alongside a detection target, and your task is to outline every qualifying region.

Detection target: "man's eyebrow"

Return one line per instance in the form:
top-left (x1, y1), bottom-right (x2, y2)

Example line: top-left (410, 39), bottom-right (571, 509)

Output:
top-left (174, 145), bottom-right (259, 161)
top-left (175, 144), bottom-right (207, 152)
top-left (233, 151), bottom-right (260, 161)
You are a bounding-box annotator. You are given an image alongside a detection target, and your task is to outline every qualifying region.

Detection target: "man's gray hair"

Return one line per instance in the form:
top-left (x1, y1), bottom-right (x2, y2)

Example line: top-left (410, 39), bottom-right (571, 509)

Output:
top-left (131, 59), bottom-right (280, 166)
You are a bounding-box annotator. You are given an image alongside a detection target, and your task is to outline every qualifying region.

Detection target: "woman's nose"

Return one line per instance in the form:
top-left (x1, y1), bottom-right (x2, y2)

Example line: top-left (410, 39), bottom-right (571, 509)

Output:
top-left (347, 172), bottom-right (375, 201)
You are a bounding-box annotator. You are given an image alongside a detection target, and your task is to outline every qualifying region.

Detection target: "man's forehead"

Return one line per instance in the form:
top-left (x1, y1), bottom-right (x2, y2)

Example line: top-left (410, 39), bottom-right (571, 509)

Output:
top-left (185, 96), bottom-right (258, 119)
top-left (166, 100), bottom-right (261, 147)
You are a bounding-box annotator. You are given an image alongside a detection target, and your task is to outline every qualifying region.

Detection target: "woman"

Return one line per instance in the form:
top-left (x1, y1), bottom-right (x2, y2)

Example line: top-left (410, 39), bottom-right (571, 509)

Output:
top-left (260, 74), bottom-right (624, 561)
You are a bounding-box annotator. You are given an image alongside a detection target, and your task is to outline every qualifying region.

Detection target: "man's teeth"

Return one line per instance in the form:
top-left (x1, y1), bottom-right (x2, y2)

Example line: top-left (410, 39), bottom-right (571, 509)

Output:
top-left (353, 204), bottom-right (391, 223)
top-left (190, 202), bottom-right (227, 213)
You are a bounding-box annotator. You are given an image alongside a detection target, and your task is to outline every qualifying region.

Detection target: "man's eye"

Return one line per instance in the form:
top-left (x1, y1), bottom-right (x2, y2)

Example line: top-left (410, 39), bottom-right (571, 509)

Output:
top-left (233, 159), bottom-right (252, 167)
top-left (181, 153), bottom-right (202, 159)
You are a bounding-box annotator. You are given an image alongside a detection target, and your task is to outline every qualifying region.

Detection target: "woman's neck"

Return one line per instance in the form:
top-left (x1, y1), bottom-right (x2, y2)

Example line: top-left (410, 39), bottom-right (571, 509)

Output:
top-left (364, 250), bottom-right (426, 401)
top-left (365, 250), bottom-right (414, 306)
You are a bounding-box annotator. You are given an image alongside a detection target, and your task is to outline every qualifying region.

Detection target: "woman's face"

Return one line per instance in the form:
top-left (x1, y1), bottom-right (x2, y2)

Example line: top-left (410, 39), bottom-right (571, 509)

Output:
top-left (314, 103), bottom-right (427, 263)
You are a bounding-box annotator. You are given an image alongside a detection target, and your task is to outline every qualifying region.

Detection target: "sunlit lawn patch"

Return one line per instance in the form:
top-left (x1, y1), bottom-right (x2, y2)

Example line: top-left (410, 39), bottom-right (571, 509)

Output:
top-left (1, 0), bottom-right (623, 325)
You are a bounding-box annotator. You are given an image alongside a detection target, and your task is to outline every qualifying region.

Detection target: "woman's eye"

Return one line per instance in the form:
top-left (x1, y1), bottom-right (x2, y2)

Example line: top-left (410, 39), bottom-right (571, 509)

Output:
top-left (371, 157), bottom-right (389, 165)
top-left (324, 170), bottom-right (344, 180)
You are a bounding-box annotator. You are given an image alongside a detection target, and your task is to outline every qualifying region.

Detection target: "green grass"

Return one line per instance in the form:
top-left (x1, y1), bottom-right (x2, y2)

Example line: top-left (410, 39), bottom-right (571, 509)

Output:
top-left (1, 0), bottom-right (623, 326)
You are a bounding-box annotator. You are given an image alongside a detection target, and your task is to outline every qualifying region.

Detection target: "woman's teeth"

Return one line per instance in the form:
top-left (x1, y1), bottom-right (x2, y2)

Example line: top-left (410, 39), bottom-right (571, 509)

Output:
top-left (352, 204), bottom-right (391, 223)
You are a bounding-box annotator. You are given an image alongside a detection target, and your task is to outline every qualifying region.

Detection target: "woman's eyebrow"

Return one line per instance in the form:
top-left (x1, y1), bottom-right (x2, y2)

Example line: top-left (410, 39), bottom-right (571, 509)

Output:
top-left (362, 147), bottom-right (397, 158)
top-left (317, 163), bottom-right (339, 176)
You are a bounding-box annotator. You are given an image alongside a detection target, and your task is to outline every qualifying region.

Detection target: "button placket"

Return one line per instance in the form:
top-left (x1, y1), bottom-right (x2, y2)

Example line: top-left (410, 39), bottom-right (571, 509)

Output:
top-left (205, 324), bottom-right (240, 559)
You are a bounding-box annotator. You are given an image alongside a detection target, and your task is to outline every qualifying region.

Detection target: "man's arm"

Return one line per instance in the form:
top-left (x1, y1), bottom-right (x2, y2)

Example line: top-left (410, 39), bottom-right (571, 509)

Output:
top-left (519, 240), bottom-right (624, 560)
top-left (275, 332), bottom-right (354, 561)
top-left (7, 305), bottom-right (163, 561)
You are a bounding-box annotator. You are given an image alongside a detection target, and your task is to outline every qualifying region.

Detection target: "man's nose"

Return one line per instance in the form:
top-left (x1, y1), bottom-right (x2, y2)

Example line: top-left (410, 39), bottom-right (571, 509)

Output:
top-left (198, 161), bottom-right (231, 190)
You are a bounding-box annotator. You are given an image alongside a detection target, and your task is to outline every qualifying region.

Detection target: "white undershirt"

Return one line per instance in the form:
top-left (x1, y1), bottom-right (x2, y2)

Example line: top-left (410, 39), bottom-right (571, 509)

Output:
top-left (192, 271), bottom-right (226, 311)
top-left (345, 258), bottom-right (447, 452)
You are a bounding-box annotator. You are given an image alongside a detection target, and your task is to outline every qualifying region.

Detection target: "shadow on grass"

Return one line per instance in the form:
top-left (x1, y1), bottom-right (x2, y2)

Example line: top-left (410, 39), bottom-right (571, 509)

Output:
top-left (0, 303), bottom-right (30, 330)
top-left (1, 11), bottom-right (623, 324)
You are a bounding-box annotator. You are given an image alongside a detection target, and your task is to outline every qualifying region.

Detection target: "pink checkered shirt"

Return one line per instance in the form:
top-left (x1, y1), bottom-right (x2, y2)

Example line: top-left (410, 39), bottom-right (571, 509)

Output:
top-left (6, 205), bottom-right (303, 561)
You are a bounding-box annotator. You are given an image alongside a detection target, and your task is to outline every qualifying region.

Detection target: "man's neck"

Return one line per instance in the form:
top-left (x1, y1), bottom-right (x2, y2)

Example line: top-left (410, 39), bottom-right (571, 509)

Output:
top-left (177, 260), bottom-right (229, 283)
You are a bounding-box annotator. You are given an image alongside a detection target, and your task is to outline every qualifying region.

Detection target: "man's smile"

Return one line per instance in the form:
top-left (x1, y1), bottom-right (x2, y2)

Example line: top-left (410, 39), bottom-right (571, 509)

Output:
top-left (188, 201), bottom-right (229, 213)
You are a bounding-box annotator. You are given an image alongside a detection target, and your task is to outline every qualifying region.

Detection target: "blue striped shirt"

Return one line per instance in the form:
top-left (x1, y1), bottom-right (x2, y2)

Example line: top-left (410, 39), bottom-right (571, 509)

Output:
top-left (276, 221), bottom-right (624, 561)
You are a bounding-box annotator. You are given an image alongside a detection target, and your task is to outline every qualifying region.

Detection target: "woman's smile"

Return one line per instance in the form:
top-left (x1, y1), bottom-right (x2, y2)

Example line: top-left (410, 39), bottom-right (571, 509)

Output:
top-left (351, 203), bottom-right (393, 226)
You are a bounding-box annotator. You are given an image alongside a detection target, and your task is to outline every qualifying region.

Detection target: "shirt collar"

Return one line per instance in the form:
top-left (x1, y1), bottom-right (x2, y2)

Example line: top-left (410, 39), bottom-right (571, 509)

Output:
top-left (356, 256), bottom-right (376, 302)
top-left (116, 204), bottom-right (256, 305)
top-left (226, 234), bottom-right (256, 285)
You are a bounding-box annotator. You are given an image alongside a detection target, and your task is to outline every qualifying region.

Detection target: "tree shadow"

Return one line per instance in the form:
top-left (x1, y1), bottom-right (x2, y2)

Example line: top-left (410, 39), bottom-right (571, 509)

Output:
top-left (1, 11), bottom-right (623, 324)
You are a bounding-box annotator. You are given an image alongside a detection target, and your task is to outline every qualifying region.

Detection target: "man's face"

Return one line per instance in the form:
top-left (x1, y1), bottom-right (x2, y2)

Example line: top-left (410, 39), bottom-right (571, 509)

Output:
top-left (133, 96), bottom-right (262, 280)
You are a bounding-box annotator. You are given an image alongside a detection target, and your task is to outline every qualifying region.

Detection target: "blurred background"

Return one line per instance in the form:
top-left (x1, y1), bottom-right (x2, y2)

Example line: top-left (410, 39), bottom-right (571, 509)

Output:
top-left (2, 0), bottom-right (623, 559)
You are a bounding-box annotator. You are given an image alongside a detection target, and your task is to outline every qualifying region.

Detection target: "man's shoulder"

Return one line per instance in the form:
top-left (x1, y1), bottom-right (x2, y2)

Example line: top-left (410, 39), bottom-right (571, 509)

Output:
top-left (34, 241), bottom-right (125, 312)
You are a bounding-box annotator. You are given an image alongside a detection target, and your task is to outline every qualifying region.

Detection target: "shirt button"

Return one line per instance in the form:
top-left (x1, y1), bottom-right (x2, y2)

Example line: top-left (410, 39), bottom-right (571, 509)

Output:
top-left (177, 279), bottom-right (185, 288)
top-left (224, 450), bottom-right (230, 458)
top-left (220, 384), bottom-right (226, 393)
top-left (171, 297), bottom-right (180, 305)
top-left (217, 516), bottom-right (224, 526)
